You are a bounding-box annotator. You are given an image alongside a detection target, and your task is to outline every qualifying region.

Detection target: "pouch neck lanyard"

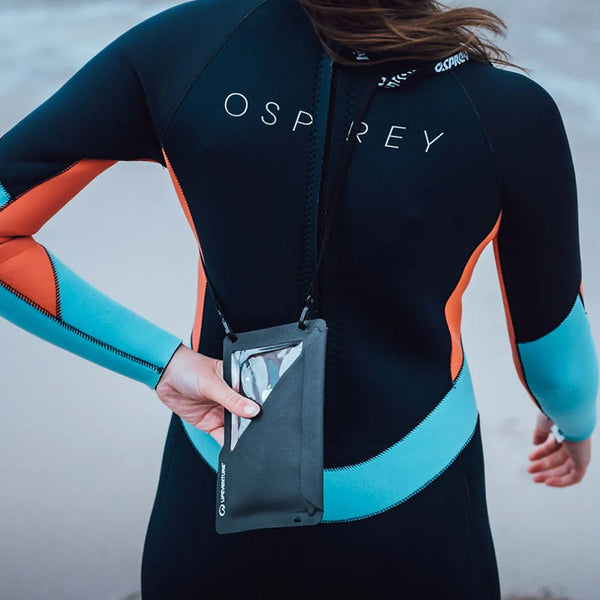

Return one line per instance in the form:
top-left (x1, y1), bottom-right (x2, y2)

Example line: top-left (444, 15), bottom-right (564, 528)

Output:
top-left (197, 49), bottom-right (473, 341)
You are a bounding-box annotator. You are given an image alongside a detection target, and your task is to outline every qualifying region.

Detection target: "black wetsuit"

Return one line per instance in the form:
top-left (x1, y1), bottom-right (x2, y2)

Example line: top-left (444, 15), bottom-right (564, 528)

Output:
top-left (0, 1), bottom-right (597, 598)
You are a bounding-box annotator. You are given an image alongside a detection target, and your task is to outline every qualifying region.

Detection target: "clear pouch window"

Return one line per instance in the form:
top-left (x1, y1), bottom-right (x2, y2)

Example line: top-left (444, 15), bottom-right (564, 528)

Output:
top-left (230, 341), bottom-right (303, 450)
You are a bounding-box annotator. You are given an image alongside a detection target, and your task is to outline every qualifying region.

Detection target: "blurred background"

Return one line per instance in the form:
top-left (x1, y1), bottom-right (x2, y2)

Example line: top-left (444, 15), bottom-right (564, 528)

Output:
top-left (0, 1), bottom-right (598, 599)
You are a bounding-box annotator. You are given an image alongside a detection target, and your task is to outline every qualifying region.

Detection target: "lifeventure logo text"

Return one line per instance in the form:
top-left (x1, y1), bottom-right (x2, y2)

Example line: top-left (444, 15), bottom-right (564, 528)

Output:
top-left (434, 52), bottom-right (469, 73)
top-left (218, 462), bottom-right (226, 517)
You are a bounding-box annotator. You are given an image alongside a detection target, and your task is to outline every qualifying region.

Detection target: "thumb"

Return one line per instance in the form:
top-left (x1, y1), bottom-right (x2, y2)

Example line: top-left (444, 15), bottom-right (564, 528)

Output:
top-left (533, 412), bottom-right (553, 445)
top-left (211, 359), bottom-right (261, 418)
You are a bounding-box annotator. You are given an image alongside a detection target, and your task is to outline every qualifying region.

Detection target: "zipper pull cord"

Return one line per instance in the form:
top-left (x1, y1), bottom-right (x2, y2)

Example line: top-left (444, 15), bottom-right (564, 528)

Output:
top-left (298, 69), bottom-right (381, 330)
top-left (297, 50), bottom-right (473, 329)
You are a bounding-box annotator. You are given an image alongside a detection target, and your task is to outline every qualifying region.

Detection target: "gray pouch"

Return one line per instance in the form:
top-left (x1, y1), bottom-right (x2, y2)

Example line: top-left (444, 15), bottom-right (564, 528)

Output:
top-left (216, 318), bottom-right (327, 534)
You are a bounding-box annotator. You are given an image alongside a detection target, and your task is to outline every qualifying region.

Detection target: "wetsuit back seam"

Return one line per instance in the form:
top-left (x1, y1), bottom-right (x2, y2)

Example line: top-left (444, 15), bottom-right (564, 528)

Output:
top-left (158, 0), bottom-right (274, 144)
top-left (450, 70), bottom-right (505, 206)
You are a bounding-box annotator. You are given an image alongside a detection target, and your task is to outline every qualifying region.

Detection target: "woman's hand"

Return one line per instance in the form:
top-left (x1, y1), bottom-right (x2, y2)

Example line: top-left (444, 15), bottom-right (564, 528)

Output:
top-left (153, 343), bottom-right (261, 446)
top-left (527, 412), bottom-right (591, 487)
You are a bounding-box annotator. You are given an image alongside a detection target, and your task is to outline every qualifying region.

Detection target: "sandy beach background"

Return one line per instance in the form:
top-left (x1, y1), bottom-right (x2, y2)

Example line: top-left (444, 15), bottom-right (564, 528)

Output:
top-left (0, 1), bottom-right (598, 599)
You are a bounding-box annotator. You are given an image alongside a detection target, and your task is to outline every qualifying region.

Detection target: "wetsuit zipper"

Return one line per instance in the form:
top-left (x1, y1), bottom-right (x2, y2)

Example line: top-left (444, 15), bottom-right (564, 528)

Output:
top-left (315, 56), bottom-right (339, 313)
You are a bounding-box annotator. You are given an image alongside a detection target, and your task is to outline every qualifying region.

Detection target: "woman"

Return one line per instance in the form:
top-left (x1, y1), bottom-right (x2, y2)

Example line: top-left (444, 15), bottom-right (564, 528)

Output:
top-left (0, 0), bottom-right (596, 598)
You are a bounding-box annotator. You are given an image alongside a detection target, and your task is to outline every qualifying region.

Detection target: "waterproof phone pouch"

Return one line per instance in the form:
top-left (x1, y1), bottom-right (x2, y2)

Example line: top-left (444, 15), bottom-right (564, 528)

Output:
top-left (216, 318), bottom-right (327, 534)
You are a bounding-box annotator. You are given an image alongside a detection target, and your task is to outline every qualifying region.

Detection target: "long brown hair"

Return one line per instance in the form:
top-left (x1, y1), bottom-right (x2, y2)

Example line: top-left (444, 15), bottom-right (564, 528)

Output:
top-left (297, 0), bottom-right (525, 71)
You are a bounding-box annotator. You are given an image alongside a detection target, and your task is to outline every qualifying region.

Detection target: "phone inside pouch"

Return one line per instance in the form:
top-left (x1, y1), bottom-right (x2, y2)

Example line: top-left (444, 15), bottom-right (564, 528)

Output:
top-left (230, 341), bottom-right (304, 450)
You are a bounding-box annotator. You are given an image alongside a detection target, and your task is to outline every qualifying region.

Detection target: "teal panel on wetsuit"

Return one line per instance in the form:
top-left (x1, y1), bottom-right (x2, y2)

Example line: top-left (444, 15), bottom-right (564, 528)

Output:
top-left (47, 250), bottom-right (183, 388)
top-left (0, 182), bottom-right (9, 209)
top-left (0, 249), bottom-right (182, 390)
top-left (322, 357), bottom-right (478, 521)
top-left (181, 355), bottom-right (479, 521)
top-left (518, 294), bottom-right (599, 441)
top-left (50, 250), bottom-right (183, 385)
top-left (0, 281), bottom-right (159, 389)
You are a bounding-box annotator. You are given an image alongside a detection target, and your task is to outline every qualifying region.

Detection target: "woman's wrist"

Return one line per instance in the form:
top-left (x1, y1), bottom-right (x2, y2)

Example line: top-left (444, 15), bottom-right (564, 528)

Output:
top-left (154, 341), bottom-right (186, 390)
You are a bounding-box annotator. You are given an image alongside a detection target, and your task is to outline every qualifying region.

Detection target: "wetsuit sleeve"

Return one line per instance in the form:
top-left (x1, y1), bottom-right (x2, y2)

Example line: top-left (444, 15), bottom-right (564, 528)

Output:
top-left (0, 31), bottom-right (184, 390)
top-left (491, 77), bottom-right (599, 441)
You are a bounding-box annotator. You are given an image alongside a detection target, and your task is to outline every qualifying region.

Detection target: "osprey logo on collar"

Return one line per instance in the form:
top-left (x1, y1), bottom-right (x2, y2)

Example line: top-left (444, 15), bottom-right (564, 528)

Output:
top-left (350, 48), bottom-right (470, 89)
top-left (434, 51), bottom-right (469, 73)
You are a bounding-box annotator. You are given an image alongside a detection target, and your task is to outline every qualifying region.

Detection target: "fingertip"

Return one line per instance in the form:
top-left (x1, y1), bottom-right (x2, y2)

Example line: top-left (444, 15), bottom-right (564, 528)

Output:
top-left (243, 402), bottom-right (261, 417)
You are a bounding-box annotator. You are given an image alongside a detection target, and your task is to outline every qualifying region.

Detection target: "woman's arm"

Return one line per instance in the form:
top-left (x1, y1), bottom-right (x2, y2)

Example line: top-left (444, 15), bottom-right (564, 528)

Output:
top-left (461, 67), bottom-right (599, 487)
top-left (0, 24), bottom-right (184, 390)
top-left (488, 74), bottom-right (599, 445)
top-left (455, 64), bottom-right (599, 447)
